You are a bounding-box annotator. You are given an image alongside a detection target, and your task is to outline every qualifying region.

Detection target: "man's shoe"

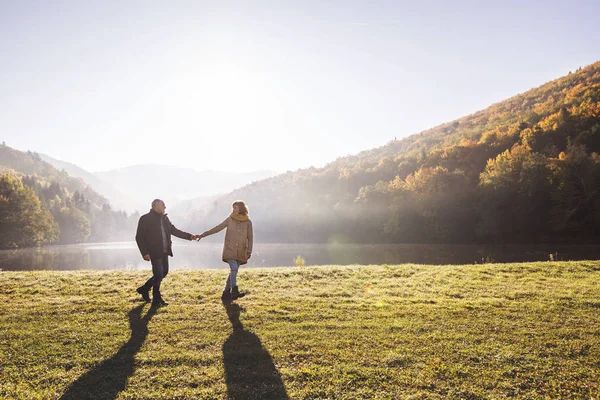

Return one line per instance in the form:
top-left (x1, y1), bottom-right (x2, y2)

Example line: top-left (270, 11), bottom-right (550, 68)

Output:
top-left (136, 286), bottom-right (151, 302)
top-left (152, 292), bottom-right (167, 306)
top-left (231, 286), bottom-right (246, 301)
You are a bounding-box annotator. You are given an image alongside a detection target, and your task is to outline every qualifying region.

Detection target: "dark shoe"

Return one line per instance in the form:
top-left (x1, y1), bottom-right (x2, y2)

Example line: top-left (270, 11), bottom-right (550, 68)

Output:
top-left (231, 286), bottom-right (246, 301)
top-left (221, 289), bottom-right (231, 303)
top-left (137, 286), bottom-right (151, 302)
top-left (152, 300), bottom-right (162, 307)
top-left (152, 291), bottom-right (167, 306)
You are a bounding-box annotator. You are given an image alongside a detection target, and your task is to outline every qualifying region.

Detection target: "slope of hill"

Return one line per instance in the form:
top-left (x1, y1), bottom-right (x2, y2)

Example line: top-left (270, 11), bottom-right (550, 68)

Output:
top-left (95, 165), bottom-right (277, 212)
top-left (39, 153), bottom-right (135, 212)
top-left (0, 144), bottom-right (110, 207)
top-left (194, 61), bottom-right (600, 244)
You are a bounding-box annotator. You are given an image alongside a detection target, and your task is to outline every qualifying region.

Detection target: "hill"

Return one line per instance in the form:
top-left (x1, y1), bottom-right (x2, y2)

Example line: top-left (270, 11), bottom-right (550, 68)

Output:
top-left (194, 62), bottom-right (600, 244)
top-left (1, 261), bottom-right (598, 398)
top-left (0, 144), bottom-right (110, 208)
top-left (0, 144), bottom-right (138, 247)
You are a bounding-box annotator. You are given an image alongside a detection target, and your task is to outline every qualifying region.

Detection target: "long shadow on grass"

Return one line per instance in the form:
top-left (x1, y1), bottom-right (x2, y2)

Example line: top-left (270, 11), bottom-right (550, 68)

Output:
top-left (59, 303), bottom-right (157, 400)
top-left (223, 303), bottom-right (288, 400)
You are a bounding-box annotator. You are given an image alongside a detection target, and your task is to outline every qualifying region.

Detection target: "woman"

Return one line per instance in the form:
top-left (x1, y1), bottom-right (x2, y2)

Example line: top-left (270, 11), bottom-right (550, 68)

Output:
top-left (199, 201), bottom-right (253, 302)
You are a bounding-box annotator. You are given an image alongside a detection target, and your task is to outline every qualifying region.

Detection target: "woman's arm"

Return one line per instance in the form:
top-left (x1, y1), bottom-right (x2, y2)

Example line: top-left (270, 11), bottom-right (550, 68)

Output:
top-left (247, 220), bottom-right (253, 256)
top-left (200, 218), bottom-right (228, 238)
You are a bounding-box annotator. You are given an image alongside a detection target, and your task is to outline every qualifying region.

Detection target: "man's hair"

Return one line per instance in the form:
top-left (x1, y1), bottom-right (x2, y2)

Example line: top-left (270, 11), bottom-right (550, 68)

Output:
top-left (232, 200), bottom-right (249, 215)
top-left (152, 199), bottom-right (164, 207)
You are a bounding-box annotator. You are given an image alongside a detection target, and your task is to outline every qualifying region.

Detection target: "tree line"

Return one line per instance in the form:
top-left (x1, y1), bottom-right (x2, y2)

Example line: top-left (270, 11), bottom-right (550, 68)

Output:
top-left (0, 174), bottom-right (139, 249)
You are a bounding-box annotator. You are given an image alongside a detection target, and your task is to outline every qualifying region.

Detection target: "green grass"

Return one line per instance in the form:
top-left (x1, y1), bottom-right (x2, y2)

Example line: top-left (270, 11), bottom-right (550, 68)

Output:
top-left (1, 261), bottom-right (599, 399)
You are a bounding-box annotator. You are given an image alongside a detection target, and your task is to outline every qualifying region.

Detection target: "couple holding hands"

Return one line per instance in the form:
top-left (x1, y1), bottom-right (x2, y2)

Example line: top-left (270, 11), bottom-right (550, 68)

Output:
top-left (135, 199), bottom-right (253, 306)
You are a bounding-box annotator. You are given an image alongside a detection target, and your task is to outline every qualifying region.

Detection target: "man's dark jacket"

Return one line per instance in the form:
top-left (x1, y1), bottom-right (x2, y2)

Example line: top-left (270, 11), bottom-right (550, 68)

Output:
top-left (135, 209), bottom-right (192, 259)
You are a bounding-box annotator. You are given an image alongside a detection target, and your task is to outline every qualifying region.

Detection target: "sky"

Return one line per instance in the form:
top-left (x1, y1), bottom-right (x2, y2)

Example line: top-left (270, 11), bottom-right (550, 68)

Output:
top-left (1, 0), bottom-right (599, 174)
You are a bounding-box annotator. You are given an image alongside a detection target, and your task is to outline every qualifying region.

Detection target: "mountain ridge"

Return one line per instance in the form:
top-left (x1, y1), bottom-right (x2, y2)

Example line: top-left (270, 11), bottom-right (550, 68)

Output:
top-left (0, 144), bottom-right (110, 208)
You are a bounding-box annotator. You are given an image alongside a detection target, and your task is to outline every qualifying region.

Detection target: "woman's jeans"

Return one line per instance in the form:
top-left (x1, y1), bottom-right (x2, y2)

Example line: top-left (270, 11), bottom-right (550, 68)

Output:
top-left (225, 259), bottom-right (240, 291)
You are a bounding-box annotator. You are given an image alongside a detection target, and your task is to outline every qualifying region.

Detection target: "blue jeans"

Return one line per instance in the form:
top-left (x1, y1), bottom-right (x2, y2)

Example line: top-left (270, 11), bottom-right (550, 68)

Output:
top-left (225, 259), bottom-right (240, 291)
top-left (144, 254), bottom-right (169, 299)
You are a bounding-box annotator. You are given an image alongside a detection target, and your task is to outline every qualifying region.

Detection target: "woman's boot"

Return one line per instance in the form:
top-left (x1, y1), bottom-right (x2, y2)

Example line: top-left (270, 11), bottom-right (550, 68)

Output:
top-left (231, 286), bottom-right (246, 300)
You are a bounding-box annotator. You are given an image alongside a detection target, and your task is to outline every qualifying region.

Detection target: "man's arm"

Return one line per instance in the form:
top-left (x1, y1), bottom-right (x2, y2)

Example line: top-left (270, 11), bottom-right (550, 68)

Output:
top-left (167, 217), bottom-right (193, 240)
top-left (135, 217), bottom-right (150, 259)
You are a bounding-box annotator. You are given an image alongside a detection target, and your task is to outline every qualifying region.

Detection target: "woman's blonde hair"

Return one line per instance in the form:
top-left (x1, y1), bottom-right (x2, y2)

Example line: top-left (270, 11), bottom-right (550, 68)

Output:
top-left (232, 200), bottom-right (249, 215)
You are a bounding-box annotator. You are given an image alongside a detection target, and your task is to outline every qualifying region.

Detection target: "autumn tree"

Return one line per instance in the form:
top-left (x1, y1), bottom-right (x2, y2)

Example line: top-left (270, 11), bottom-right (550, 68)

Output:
top-left (478, 145), bottom-right (552, 241)
top-left (550, 145), bottom-right (600, 236)
top-left (0, 174), bottom-right (59, 248)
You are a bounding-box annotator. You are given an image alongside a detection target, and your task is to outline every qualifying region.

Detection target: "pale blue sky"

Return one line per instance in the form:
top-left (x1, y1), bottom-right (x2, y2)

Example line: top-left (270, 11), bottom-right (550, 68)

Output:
top-left (1, 0), bottom-right (599, 173)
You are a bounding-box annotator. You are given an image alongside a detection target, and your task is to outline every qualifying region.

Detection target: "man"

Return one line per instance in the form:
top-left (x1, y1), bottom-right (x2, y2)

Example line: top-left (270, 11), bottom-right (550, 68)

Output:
top-left (135, 199), bottom-right (199, 306)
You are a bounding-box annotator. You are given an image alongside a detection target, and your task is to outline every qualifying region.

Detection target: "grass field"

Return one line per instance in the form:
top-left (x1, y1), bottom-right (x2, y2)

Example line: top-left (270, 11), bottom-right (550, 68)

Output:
top-left (1, 261), bottom-right (599, 399)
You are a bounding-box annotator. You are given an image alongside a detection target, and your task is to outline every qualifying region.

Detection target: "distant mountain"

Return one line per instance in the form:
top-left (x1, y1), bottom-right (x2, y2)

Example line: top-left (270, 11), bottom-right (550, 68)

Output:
top-left (194, 61), bottom-right (600, 244)
top-left (39, 153), bottom-right (135, 212)
top-left (168, 194), bottom-right (221, 218)
top-left (94, 165), bottom-right (277, 212)
top-left (37, 156), bottom-right (276, 213)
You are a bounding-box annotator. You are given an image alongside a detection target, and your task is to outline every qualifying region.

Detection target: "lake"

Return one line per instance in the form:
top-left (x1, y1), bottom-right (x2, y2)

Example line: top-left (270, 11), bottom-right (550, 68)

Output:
top-left (1, 242), bottom-right (599, 271)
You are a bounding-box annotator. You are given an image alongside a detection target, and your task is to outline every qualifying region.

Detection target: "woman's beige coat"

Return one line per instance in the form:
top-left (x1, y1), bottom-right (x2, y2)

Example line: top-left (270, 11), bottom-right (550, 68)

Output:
top-left (201, 217), bottom-right (253, 265)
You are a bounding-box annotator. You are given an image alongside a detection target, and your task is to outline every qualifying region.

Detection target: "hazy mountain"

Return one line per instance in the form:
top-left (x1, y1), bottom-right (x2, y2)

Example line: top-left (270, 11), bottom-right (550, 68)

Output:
top-left (95, 165), bottom-right (277, 212)
top-left (37, 155), bottom-right (276, 213)
top-left (168, 194), bottom-right (221, 216)
top-left (39, 153), bottom-right (135, 212)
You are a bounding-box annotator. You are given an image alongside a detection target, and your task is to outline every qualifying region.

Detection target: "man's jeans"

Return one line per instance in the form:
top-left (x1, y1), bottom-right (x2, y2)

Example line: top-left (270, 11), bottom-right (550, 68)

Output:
top-left (224, 259), bottom-right (240, 291)
top-left (144, 254), bottom-right (169, 299)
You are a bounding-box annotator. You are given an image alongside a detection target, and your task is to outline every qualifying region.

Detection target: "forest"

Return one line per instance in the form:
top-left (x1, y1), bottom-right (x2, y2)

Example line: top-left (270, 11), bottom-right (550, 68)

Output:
top-left (191, 62), bottom-right (600, 244)
top-left (0, 146), bottom-right (139, 249)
